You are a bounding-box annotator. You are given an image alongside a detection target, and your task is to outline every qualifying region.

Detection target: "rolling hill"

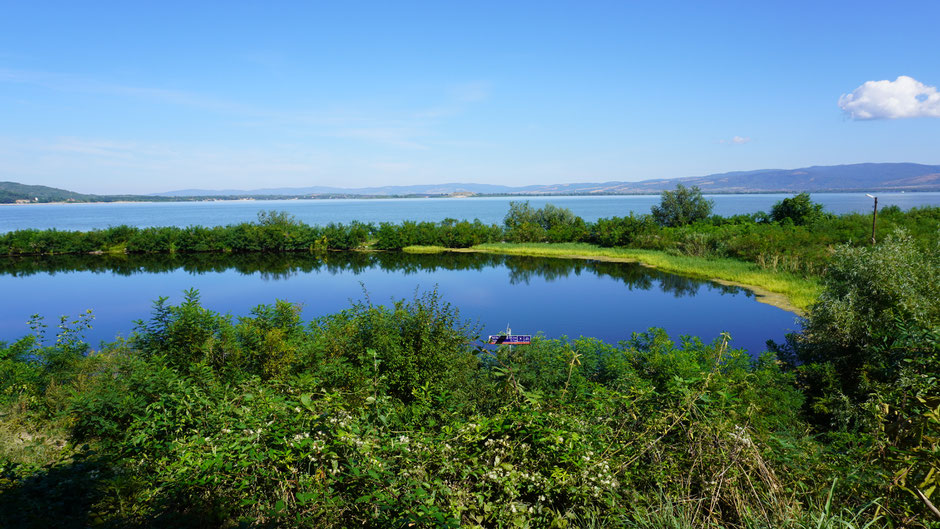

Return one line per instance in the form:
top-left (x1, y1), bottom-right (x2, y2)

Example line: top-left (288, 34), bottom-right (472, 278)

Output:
top-left (153, 163), bottom-right (940, 197)
top-left (4, 163), bottom-right (939, 204)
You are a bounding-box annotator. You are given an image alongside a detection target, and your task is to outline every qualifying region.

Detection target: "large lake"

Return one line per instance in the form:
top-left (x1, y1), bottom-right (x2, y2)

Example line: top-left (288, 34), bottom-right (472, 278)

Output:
top-left (2, 192), bottom-right (938, 232)
top-left (0, 252), bottom-right (798, 355)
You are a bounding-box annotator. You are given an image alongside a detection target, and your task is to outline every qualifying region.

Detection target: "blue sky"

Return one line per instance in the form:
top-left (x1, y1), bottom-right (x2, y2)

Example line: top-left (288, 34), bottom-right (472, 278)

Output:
top-left (1, 1), bottom-right (938, 194)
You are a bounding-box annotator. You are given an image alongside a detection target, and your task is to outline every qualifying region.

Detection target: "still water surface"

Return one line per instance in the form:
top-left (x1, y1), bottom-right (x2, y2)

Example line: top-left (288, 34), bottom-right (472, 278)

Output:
top-left (0, 252), bottom-right (798, 355)
top-left (2, 192), bottom-right (938, 233)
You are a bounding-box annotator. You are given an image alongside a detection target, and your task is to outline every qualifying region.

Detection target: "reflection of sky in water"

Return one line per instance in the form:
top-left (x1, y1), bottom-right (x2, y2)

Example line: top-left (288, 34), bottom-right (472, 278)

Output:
top-left (0, 253), bottom-right (799, 356)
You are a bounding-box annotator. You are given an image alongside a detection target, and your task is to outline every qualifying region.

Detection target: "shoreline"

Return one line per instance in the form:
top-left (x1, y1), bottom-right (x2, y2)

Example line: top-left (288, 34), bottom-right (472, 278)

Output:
top-left (3, 189), bottom-right (938, 207)
top-left (404, 243), bottom-right (818, 314)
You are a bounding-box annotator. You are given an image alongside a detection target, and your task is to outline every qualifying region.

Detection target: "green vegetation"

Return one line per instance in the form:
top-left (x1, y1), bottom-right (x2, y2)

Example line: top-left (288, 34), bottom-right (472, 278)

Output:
top-left (2, 191), bottom-right (939, 526)
top-left (2, 193), bottom-right (937, 311)
top-left (770, 192), bottom-right (826, 226)
top-left (771, 232), bottom-right (940, 526)
top-left (651, 184), bottom-right (714, 227)
top-left (2, 227), bottom-right (938, 526)
top-left (4, 195), bottom-right (935, 279)
top-left (502, 201), bottom-right (589, 242)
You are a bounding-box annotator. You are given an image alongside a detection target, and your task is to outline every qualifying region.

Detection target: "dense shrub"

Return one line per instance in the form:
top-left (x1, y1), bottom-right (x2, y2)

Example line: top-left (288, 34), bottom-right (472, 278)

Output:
top-left (305, 289), bottom-right (480, 403)
top-left (770, 192), bottom-right (826, 225)
top-left (3, 203), bottom-right (940, 526)
top-left (1, 290), bottom-right (863, 528)
top-left (650, 184), bottom-right (713, 227)
top-left (775, 230), bottom-right (940, 522)
top-left (503, 201), bottom-right (588, 243)
top-left (588, 214), bottom-right (656, 247)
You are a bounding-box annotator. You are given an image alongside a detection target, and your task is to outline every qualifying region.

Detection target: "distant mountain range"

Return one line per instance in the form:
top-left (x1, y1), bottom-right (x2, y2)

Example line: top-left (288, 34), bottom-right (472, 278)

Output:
top-left (154, 163), bottom-right (940, 197)
top-left (3, 163), bottom-right (939, 204)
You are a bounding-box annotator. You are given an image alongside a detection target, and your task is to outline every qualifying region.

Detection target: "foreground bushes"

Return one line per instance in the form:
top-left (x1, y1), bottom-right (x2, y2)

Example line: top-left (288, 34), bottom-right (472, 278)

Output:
top-left (0, 309), bottom-right (824, 527)
top-left (773, 231), bottom-right (940, 524)
top-left (2, 274), bottom-right (936, 526)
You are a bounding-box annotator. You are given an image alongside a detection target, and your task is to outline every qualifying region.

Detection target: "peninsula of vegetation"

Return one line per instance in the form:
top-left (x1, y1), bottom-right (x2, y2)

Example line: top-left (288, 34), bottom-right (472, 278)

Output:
top-left (1, 188), bottom-right (938, 527)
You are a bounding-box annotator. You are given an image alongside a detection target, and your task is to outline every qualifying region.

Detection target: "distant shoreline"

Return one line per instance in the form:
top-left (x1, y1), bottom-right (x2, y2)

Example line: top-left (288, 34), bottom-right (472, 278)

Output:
top-left (1, 188), bottom-right (936, 207)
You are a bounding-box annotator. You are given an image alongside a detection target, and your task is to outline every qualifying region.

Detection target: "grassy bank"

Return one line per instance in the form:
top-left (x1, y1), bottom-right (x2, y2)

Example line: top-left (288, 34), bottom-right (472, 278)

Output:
top-left (407, 242), bottom-right (821, 313)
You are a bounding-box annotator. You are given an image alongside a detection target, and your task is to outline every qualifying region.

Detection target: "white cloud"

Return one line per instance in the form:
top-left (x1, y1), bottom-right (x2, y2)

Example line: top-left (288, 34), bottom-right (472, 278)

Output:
top-left (719, 136), bottom-right (751, 144)
top-left (839, 75), bottom-right (940, 120)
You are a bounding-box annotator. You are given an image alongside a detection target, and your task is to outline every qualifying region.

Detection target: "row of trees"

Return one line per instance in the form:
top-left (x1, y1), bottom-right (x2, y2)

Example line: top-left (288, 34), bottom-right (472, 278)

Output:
top-left (0, 213), bottom-right (503, 255)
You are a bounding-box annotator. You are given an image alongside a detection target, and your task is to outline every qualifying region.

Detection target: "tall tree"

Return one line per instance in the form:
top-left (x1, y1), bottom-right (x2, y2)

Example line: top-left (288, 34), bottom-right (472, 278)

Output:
top-left (651, 184), bottom-right (713, 227)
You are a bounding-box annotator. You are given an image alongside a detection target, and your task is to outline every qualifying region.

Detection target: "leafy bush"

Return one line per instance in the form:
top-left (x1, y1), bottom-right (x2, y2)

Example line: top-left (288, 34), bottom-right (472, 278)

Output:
top-left (306, 289), bottom-right (480, 404)
top-left (504, 201), bottom-right (588, 243)
top-left (4, 285), bottom-right (876, 528)
top-left (801, 229), bottom-right (938, 357)
top-left (4, 212), bottom-right (940, 526)
top-left (651, 184), bottom-right (714, 227)
top-left (770, 192), bottom-right (826, 226)
top-left (776, 230), bottom-right (940, 522)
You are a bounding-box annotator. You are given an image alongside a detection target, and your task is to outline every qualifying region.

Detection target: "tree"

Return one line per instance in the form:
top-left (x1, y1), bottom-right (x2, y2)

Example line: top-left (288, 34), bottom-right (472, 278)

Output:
top-left (770, 193), bottom-right (825, 225)
top-left (651, 185), bottom-right (713, 227)
top-left (503, 201), bottom-right (586, 242)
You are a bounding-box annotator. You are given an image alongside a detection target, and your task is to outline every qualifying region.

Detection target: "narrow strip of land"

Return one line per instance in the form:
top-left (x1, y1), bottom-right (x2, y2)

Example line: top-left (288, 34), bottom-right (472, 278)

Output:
top-left (404, 242), bottom-right (820, 314)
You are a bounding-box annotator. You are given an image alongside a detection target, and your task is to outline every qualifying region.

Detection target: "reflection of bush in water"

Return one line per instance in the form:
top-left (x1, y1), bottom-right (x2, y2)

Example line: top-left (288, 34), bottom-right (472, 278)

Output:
top-left (0, 251), bottom-right (744, 299)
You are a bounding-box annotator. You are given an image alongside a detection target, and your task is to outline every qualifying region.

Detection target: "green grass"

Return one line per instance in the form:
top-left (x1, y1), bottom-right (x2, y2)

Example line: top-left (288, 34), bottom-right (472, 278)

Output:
top-left (402, 245), bottom-right (448, 253)
top-left (411, 242), bottom-right (821, 313)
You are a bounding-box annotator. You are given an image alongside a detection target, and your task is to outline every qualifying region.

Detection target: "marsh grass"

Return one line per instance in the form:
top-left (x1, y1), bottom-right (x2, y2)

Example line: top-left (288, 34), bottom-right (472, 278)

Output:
top-left (401, 245), bottom-right (448, 253)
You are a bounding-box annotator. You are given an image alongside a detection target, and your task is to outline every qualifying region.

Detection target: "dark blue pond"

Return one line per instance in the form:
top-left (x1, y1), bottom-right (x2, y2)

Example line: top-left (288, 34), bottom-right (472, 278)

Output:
top-left (0, 252), bottom-right (799, 355)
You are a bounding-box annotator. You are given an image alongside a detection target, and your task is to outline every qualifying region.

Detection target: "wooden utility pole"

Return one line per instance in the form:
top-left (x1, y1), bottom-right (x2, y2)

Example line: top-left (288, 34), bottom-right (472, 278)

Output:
top-left (866, 194), bottom-right (878, 245)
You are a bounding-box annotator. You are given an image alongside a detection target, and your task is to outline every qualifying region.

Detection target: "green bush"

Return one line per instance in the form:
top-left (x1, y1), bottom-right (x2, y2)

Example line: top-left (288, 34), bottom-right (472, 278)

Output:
top-left (770, 192), bottom-right (826, 226)
top-left (651, 184), bottom-right (714, 227)
top-left (306, 289), bottom-right (480, 404)
top-left (776, 230), bottom-right (940, 522)
top-left (504, 201), bottom-right (588, 243)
